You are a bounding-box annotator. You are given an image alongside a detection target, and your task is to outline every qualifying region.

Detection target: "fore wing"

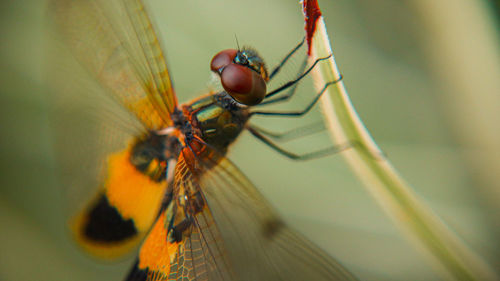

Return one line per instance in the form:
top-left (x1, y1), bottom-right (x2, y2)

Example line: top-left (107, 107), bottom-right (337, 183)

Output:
top-left (49, 0), bottom-right (177, 129)
top-left (48, 0), bottom-right (178, 259)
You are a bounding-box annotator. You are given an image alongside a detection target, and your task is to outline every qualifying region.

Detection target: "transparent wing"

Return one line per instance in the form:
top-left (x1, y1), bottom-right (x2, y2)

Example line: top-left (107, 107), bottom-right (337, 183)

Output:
top-left (47, 19), bottom-right (169, 259)
top-left (128, 145), bottom-right (358, 280)
top-left (48, 0), bottom-right (177, 130)
top-left (126, 153), bottom-right (233, 281)
top-left (47, 34), bottom-right (138, 213)
top-left (168, 154), bottom-right (233, 281)
top-left (48, 80), bottom-right (169, 260)
top-left (195, 146), bottom-right (358, 281)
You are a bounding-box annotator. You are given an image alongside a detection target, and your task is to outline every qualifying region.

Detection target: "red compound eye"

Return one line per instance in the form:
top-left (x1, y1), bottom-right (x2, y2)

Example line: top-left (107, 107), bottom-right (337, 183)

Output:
top-left (210, 49), bottom-right (237, 74)
top-left (220, 64), bottom-right (266, 105)
top-left (210, 49), bottom-right (267, 106)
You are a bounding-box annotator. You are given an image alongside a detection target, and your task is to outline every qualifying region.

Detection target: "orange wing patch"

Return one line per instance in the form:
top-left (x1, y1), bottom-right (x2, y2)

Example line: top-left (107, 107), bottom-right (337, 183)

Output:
top-left (72, 144), bottom-right (168, 260)
top-left (105, 148), bottom-right (166, 230)
top-left (124, 153), bottom-right (234, 281)
top-left (138, 213), bottom-right (179, 275)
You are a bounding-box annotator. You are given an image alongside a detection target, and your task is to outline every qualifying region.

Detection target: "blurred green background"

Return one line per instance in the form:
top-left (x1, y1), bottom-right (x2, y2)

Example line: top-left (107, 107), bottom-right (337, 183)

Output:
top-left (1, 0), bottom-right (499, 280)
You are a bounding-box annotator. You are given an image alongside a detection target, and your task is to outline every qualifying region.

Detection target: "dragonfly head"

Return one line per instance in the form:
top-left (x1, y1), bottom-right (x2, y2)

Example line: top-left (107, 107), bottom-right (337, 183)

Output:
top-left (210, 48), bottom-right (268, 106)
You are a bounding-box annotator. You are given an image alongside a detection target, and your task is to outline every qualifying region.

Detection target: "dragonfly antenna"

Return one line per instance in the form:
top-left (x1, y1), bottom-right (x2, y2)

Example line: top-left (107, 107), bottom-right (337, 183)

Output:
top-left (234, 34), bottom-right (240, 51)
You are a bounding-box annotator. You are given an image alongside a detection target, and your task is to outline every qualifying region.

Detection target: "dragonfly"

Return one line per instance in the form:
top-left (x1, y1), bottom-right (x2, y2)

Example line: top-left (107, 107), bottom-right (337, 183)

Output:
top-left (49, 0), bottom-right (356, 280)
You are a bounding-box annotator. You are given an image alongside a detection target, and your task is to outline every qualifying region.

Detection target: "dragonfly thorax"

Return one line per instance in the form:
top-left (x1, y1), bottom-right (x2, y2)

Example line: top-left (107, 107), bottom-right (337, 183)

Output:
top-left (181, 92), bottom-right (251, 153)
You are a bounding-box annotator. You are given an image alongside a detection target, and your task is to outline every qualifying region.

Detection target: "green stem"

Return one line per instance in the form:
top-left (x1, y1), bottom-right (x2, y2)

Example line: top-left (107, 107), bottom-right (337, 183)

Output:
top-left (308, 17), bottom-right (498, 281)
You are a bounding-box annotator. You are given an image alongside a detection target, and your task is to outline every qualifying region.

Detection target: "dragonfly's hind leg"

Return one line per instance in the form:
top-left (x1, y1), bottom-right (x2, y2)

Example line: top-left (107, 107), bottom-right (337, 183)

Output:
top-left (248, 122), bottom-right (325, 143)
top-left (248, 125), bottom-right (386, 161)
top-left (247, 125), bottom-right (352, 160)
top-left (248, 125), bottom-right (385, 161)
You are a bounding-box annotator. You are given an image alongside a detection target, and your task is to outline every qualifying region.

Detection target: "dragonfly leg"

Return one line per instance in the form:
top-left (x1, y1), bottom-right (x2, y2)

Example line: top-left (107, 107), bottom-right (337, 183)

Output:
top-left (252, 77), bottom-right (342, 117)
top-left (169, 217), bottom-right (193, 243)
top-left (268, 37), bottom-right (305, 81)
top-left (256, 58), bottom-right (308, 107)
top-left (264, 54), bottom-right (332, 100)
top-left (166, 193), bottom-right (203, 243)
top-left (248, 125), bottom-right (385, 161)
top-left (247, 125), bottom-right (352, 160)
top-left (247, 121), bottom-right (325, 143)
top-left (166, 201), bottom-right (190, 243)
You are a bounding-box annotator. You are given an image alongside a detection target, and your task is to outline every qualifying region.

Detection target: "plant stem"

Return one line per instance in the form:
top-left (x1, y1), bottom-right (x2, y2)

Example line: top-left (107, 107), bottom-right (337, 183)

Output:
top-left (307, 13), bottom-right (498, 281)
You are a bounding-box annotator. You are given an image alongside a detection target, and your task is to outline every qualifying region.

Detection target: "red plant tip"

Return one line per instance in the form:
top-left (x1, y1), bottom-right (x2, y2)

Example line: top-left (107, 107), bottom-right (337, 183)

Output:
top-left (302, 0), bottom-right (322, 55)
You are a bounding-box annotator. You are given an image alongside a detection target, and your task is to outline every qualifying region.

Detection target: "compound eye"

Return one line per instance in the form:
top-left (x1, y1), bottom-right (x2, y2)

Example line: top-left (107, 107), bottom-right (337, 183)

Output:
top-left (210, 49), bottom-right (238, 74)
top-left (220, 63), bottom-right (266, 106)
